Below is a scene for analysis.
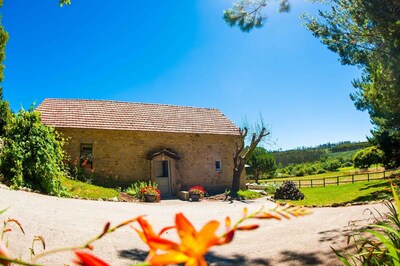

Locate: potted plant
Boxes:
[139,186,161,202]
[188,185,206,201]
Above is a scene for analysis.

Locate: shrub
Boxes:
[66,158,94,183]
[264,184,278,195]
[353,146,384,169]
[0,109,67,196]
[274,181,304,200]
[322,159,342,172]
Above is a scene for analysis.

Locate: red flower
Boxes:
[74,251,110,266]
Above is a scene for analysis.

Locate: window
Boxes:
[162,160,169,177]
[80,143,93,169]
[215,160,222,172]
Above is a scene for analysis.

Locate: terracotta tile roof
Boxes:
[36,98,239,135]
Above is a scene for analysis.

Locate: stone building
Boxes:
[37,98,244,196]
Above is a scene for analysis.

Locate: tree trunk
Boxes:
[229,127,269,199]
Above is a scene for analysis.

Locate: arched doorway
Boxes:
[147,149,180,197]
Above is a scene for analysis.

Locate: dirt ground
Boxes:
[0,187,388,265]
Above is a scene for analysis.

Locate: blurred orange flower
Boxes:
[74,251,110,266]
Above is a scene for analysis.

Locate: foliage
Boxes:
[264,184,278,195]
[0,0,10,137]
[126,180,158,198]
[353,146,384,169]
[247,147,277,182]
[371,128,400,168]
[61,177,119,199]
[0,204,310,265]
[322,159,342,172]
[188,185,206,197]
[139,185,161,201]
[66,158,94,183]
[334,183,400,265]
[278,158,345,177]
[303,0,400,167]
[274,181,304,200]
[223,0,291,32]
[0,109,67,196]
[237,189,262,199]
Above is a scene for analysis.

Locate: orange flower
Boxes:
[74,251,110,266]
[134,216,174,259]
[147,213,223,266]
[0,241,10,266]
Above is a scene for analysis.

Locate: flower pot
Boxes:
[144,194,157,202]
[190,193,201,202]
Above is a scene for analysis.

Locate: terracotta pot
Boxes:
[144,194,157,202]
[190,193,201,202]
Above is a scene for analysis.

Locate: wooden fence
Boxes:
[248,170,398,189]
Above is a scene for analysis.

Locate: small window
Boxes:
[215,160,222,172]
[162,160,169,177]
[80,143,93,169]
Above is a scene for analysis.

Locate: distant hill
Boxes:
[271,141,370,167]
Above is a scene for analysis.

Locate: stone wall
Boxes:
[58,128,245,194]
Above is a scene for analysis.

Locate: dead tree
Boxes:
[230,127,270,198]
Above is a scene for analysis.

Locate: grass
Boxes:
[283,179,393,206]
[237,189,263,199]
[61,177,119,199]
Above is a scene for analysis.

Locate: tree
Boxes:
[231,124,270,198]
[302,0,400,167]
[0,0,10,136]
[247,147,276,183]
[0,108,67,196]
[223,0,291,32]
[353,146,384,169]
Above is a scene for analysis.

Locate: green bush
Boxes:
[353,146,384,169]
[126,180,158,198]
[322,159,342,172]
[0,109,67,196]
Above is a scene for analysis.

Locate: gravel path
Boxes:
[0,188,387,266]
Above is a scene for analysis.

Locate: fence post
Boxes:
[368,173,370,182]
[274,181,276,186]
[352,175,354,184]
[311,179,313,188]
[298,180,301,188]
[337,176,339,185]
[323,178,326,187]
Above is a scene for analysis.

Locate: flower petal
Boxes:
[149,251,189,265]
[74,251,110,266]
[175,213,196,238]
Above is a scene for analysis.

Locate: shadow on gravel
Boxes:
[206,251,271,265]
[118,249,271,265]
[118,248,148,262]
[279,251,324,265]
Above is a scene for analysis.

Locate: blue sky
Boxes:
[2,0,371,150]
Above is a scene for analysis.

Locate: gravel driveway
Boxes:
[0,188,387,266]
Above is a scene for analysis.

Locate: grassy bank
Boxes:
[61,177,119,199]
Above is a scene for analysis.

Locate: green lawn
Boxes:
[283,180,393,206]
[237,189,262,199]
[61,177,119,199]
